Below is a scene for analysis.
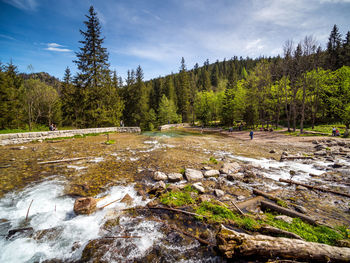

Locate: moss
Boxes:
[195,201,259,231]
[209,156,218,164]
[262,212,349,245]
[105,140,115,145]
[160,185,197,207]
[276,199,288,208]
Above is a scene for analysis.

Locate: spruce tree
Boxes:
[177,57,190,122]
[61,67,76,126]
[327,24,342,70]
[73,6,122,127]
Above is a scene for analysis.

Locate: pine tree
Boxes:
[73,6,122,127]
[177,57,190,121]
[61,67,76,126]
[342,31,350,67]
[327,24,342,70]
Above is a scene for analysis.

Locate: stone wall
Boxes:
[159,123,189,131]
[0,127,141,146]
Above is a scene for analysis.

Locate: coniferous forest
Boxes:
[1,6,350,132]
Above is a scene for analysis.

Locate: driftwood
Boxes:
[260,200,317,225]
[217,226,350,262]
[38,157,89,164]
[231,201,244,215]
[253,189,284,204]
[280,156,313,161]
[147,206,207,219]
[258,225,303,239]
[25,199,33,222]
[279,178,350,198]
[98,198,122,209]
[104,236,141,239]
[234,189,281,210]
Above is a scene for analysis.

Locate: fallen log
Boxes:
[217,226,350,262]
[231,201,244,215]
[279,178,350,198]
[234,189,281,210]
[253,189,285,204]
[25,199,33,222]
[280,156,313,161]
[260,200,317,225]
[258,225,302,239]
[38,157,89,164]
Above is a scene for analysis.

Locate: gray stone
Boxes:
[168,173,183,182]
[192,182,205,193]
[204,169,220,177]
[214,189,225,197]
[294,205,308,214]
[269,149,276,153]
[153,171,168,181]
[296,185,308,191]
[275,215,293,224]
[314,150,327,156]
[184,168,203,182]
[220,162,240,175]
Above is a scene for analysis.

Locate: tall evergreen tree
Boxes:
[73,6,122,127]
[177,58,190,121]
[61,67,76,126]
[327,24,342,70]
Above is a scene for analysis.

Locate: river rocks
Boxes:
[204,169,220,178]
[32,226,64,241]
[120,193,133,206]
[227,173,244,181]
[6,227,34,240]
[198,195,212,202]
[192,182,205,193]
[269,149,276,153]
[214,189,225,197]
[314,150,327,156]
[74,197,97,215]
[220,162,240,175]
[153,171,168,181]
[275,215,293,224]
[168,173,183,182]
[296,185,308,191]
[294,205,308,214]
[184,168,203,182]
[148,181,166,195]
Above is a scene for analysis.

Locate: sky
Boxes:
[0,0,350,81]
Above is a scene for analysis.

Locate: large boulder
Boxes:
[120,193,133,206]
[204,169,220,178]
[73,197,97,215]
[168,173,183,182]
[220,162,240,175]
[184,169,203,182]
[153,171,168,181]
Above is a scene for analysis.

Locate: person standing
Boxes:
[249,130,254,140]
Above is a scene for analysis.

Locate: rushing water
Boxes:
[0,179,160,263]
[1,134,349,262]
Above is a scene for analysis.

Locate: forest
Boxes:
[1,6,350,132]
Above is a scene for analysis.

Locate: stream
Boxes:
[0,131,349,262]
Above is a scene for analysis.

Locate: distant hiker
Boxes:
[49,124,53,131]
[335,129,340,136]
[332,127,336,136]
[249,130,254,140]
[120,120,124,127]
[53,124,57,131]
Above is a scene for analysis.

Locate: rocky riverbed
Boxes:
[0,129,349,262]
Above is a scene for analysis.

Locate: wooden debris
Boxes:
[25,199,33,222]
[258,225,303,239]
[279,178,350,198]
[98,198,122,210]
[104,235,141,239]
[217,226,350,262]
[253,189,284,204]
[260,200,317,225]
[231,201,244,215]
[280,156,313,161]
[38,157,89,164]
[234,189,281,210]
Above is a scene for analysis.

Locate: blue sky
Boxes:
[0,0,349,81]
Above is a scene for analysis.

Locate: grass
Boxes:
[209,156,218,164]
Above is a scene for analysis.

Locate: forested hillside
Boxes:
[1,6,349,132]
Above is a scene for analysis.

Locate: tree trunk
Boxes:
[300,82,306,133]
[217,226,350,262]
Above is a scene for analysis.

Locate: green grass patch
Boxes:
[263,213,348,245]
[160,185,197,207]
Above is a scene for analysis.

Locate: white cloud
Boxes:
[3,0,38,11]
[0,34,15,40]
[45,43,71,52]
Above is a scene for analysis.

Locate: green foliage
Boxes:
[158,95,181,125]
